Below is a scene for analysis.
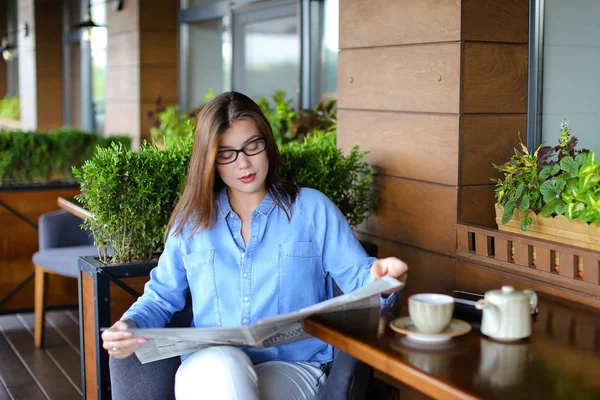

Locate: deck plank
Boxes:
[46,311,80,353]
[0,314,80,399]
[19,313,82,396]
[0,318,46,399]
[0,380,11,400]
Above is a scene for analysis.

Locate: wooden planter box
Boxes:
[0,184,81,312]
[495,204,600,252]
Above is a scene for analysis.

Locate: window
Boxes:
[528,0,600,152]
[179,0,338,112]
[62,0,107,133]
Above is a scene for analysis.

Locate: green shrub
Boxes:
[148,105,194,148]
[0,128,130,185]
[279,132,376,228]
[73,138,193,263]
[0,96,19,120]
[257,91,337,145]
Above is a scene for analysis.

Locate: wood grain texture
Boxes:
[139,0,177,31]
[140,32,178,66]
[463,0,529,43]
[455,260,600,309]
[109,276,149,324]
[340,0,461,48]
[463,43,528,114]
[140,66,178,103]
[338,110,459,185]
[459,185,496,228]
[461,115,527,186]
[1,314,80,399]
[338,43,461,113]
[81,273,97,400]
[362,176,458,257]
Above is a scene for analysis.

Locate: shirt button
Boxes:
[243,296,249,302]
[243,273,248,278]
[233,234,238,239]
[242,318,249,324]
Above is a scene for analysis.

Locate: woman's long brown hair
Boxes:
[165,91,298,240]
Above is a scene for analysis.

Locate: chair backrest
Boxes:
[38,209,94,250]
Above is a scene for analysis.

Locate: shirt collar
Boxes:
[217,187,276,219]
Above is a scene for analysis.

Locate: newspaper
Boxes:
[124,276,403,363]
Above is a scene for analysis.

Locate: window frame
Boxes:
[527,0,545,151]
[178,0,334,111]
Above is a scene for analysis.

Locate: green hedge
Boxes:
[0,128,131,185]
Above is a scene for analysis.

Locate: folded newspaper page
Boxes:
[124,276,403,363]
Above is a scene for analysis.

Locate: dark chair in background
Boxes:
[32,209,97,348]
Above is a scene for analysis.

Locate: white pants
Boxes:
[175,346,327,400]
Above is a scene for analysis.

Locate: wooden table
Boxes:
[304,295,600,400]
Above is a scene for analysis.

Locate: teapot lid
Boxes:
[486,286,529,301]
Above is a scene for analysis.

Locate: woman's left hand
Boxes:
[370,257,408,282]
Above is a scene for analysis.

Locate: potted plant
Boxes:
[494,119,600,251]
[0,128,130,312]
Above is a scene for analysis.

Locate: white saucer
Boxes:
[389,317,472,343]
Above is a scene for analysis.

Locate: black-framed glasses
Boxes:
[216,137,267,165]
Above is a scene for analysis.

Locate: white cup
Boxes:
[409,293,455,334]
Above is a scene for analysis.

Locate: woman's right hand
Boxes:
[101,319,148,359]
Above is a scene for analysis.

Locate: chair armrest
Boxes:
[38,209,94,250]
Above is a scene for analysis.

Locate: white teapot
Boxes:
[475,286,537,341]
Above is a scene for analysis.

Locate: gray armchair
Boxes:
[32,209,97,348]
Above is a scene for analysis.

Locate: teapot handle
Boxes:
[524,290,538,315]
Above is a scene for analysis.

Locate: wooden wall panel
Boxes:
[340,0,461,49]
[338,110,459,186]
[140,67,178,103]
[34,0,63,129]
[338,43,461,113]
[456,261,600,309]
[140,32,178,66]
[463,0,529,43]
[461,115,526,185]
[463,43,528,114]
[357,233,456,312]
[139,0,178,31]
[459,185,496,228]
[365,177,458,257]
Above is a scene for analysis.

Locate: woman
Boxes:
[102,91,408,399]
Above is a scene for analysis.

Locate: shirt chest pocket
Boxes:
[182,249,221,326]
[278,242,325,312]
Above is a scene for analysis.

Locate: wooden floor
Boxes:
[0,310,81,400]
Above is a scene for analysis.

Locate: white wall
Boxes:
[541,0,600,152]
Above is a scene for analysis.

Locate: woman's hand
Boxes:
[370,257,408,282]
[101,319,148,360]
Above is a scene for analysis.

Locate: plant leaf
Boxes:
[502,201,516,224]
[521,215,533,231]
[560,156,579,178]
[518,193,530,212]
[555,201,567,215]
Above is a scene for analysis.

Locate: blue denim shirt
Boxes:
[123,188,398,364]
